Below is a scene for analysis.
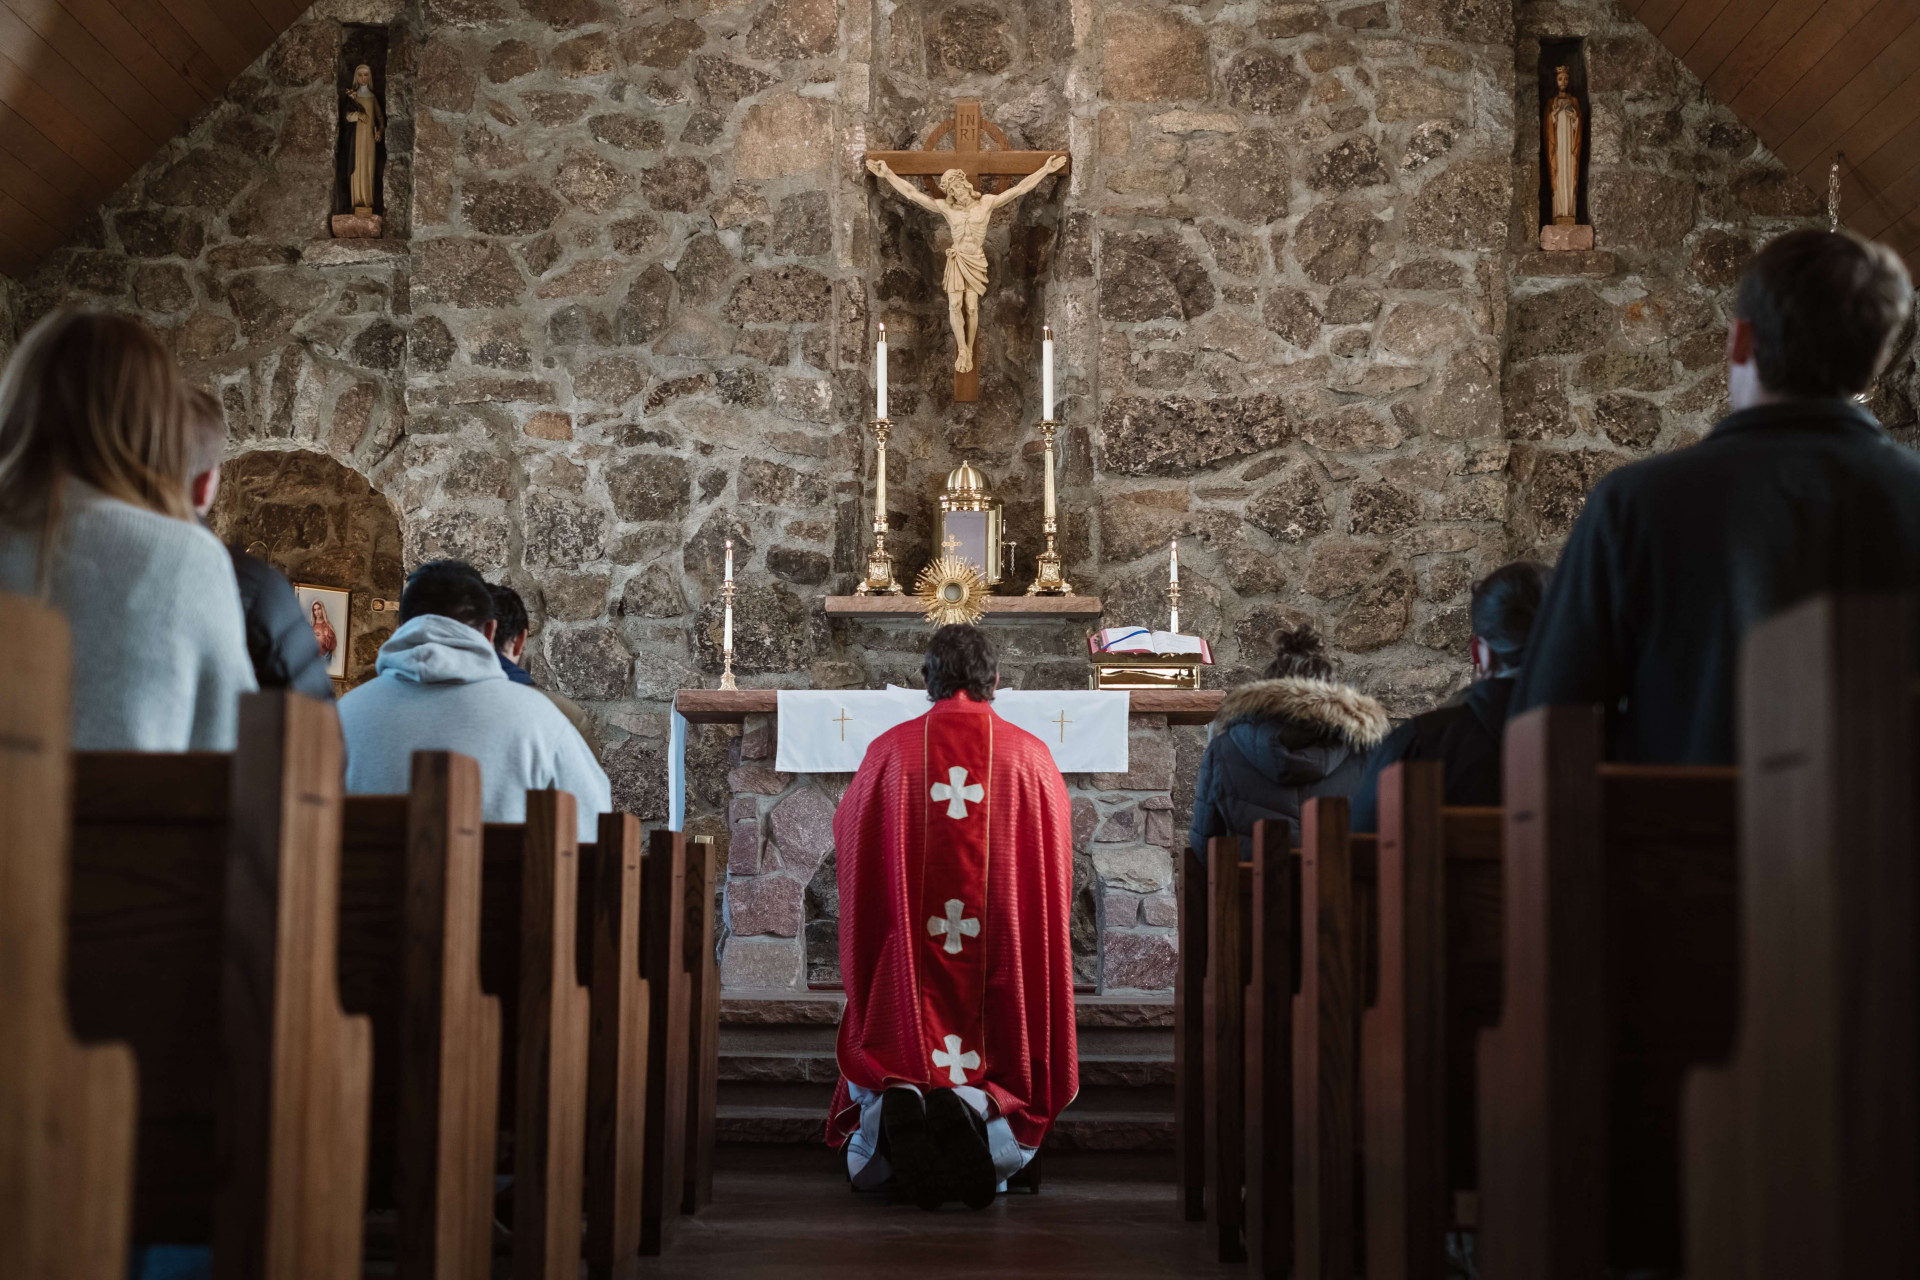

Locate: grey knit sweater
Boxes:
[0,479,257,750]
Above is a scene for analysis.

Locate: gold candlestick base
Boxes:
[719,579,738,689]
[856,418,904,595]
[1166,579,1181,636]
[1025,420,1072,595]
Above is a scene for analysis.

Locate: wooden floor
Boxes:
[643,1145,1237,1278]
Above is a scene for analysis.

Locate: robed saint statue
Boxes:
[1545,64,1583,225]
[343,64,385,216]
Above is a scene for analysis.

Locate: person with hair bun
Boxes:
[1188,622,1390,860]
[0,309,255,750]
[1349,561,1551,833]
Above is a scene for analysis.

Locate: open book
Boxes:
[1089,627,1213,662]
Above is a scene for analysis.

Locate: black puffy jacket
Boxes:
[1187,677,1389,860]
[229,548,335,702]
[1348,676,1515,833]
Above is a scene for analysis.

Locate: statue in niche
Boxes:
[333,63,386,238]
[865,155,1067,374]
[1544,64,1582,226]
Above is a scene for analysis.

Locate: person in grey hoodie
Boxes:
[339,559,611,842]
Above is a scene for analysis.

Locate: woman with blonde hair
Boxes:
[0,310,254,749]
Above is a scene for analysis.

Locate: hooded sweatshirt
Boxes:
[339,614,612,842]
[1187,676,1390,860]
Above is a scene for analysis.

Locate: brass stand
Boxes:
[855,419,903,596]
[718,577,738,690]
[1167,578,1181,636]
[1025,419,1073,595]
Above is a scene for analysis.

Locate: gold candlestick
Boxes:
[718,576,738,689]
[1167,578,1180,636]
[1025,419,1072,595]
[855,418,903,595]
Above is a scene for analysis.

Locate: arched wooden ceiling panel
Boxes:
[1626,0,1920,271]
[0,0,308,277]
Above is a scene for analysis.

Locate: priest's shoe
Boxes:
[881,1087,946,1210]
[927,1089,997,1210]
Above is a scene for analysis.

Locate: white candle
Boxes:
[722,539,733,652]
[724,538,733,584]
[1042,324,1055,420]
[1169,537,1179,584]
[876,322,888,421]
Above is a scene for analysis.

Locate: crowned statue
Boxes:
[865,155,1067,374]
[1544,65,1583,226]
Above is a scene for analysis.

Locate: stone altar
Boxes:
[676,689,1221,997]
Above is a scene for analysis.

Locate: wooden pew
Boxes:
[1292,799,1364,1280]
[1360,763,1502,1280]
[336,753,500,1280]
[637,828,690,1255]
[65,691,373,1277]
[682,834,720,1216]
[1243,819,1293,1280]
[1476,706,1739,1280]
[1684,593,1919,1277]
[582,812,649,1280]
[480,795,591,1280]
[1174,846,1208,1222]
[0,596,137,1280]
[1202,835,1251,1262]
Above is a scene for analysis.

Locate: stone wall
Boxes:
[11,0,1915,993]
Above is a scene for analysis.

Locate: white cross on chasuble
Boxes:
[915,701,993,1094]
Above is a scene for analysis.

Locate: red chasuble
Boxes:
[827,692,1078,1151]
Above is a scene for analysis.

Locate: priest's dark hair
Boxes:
[400,559,495,631]
[1470,561,1551,673]
[488,582,530,653]
[1265,623,1333,681]
[923,623,997,702]
[1736,228,1912,397]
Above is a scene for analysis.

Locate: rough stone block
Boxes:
[740,714,773,760]
[1103,931,1178,992]
[720,935,802,991]
[1095,805,1140,842]
[1145,809,1174,848]
[727,872,804,938]
[1091,732,1175,792]
[729,821,761,875]
[729,764,792,796]
[1092,843,1172,893]
[1103,891,1141,928]
[768,785,835,877]
[1539,223,1596,252]
[1141,894,1179,928]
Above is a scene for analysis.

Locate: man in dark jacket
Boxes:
[1514,229,1920,764]
[1188,625,1389,859]
[1350,561,1549,832]
[185,390,333,701]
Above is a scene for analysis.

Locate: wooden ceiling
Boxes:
[0,0,308,277]
[1625,0,1920,269]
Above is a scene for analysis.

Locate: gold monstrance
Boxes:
[934,461,1005,587]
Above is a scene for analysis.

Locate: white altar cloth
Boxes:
[774,688,1131,774]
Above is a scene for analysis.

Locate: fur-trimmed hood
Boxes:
[1214,677,1391,750]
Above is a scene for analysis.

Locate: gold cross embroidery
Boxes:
[942,533,962,554]
[1052,709,1072,742]
[832,708,852,741]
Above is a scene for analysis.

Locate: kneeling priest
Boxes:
[827,625,1078,1208]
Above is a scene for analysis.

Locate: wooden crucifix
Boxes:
[864,99,1069,402]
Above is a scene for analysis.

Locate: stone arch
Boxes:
[207,447,405,689]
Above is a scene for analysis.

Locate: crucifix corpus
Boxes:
[864,99,1069,402]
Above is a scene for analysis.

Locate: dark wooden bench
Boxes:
[1175,845,1208,1224]
[480,796,592,1280]
[65,691,373,1277]
[337,753,500,1279]
[638,827,690,1255]
[583,812,648,1280]
[682,835,720,1216]
[1477,706,1739,1279]
[1202,835,1251,1263]
[1684,593,1919,1277]
[0,595,138,1280]
[1361,764,1502,1280]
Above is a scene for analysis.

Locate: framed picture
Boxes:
[293,584,352,681]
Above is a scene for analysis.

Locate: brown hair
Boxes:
[1265,622,1333,681]
[1735,229,1913,398]
[0,310,195,531]
[183,386,227,480]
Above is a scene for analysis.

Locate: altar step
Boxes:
[716,991,1175,1152]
